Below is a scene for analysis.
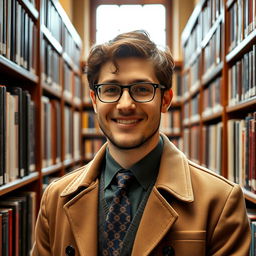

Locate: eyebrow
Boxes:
[99,79,153,84]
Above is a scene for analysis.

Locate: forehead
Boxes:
[98,58,158,83]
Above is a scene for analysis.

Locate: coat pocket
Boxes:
[152,230,206,256]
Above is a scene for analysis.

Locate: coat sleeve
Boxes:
[209,184,251,256]
[31,184,52,256]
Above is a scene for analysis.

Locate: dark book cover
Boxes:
[11,0,17,63]
[6,0,12,59]
[0,208,9,256]
[22,90,31,175]
[0,208,13,256]
[0,200,20,256]
[29,101,36,172]
[6,196,27,256]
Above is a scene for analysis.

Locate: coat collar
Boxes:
[60,133,194,202]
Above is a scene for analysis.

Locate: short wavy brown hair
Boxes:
[86,30,174,90]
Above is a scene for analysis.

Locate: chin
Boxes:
[110,136,145,150]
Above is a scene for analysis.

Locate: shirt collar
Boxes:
[104,137,163,190]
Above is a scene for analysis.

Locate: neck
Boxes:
[108,133,160,169]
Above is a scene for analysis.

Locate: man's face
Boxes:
[90,57,172,151]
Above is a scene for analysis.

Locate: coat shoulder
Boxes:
[188,160,238,192]
[43,164,89,198]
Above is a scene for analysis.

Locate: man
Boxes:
[32,31,251,256]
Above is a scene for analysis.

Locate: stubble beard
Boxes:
[98,116,161,150]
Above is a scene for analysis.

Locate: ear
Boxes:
[161,89,173,113]
[90,89,98,114]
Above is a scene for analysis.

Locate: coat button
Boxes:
[162,245,175,256]
[65,245,75,256]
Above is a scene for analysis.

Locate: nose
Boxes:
[116,89,136,111]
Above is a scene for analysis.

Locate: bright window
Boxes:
[96,4,166,47]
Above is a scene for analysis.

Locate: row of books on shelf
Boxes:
[84,138,106,160]
[42,96,81,169]
[82,111,100,135]
[172,68,182,102]
[42,38,61,92]
[202,122,222,174]
[42,38,83,102]
[228,113,256,193]
[183,0,223,67]
[42,96,61,168]
[201,0,223,39]
[43,0,62,43]
[228,44,256,106]
[42,0,81,68]
[63,62,73,100]
[0,191,36,256]
[64,106,81,162]
[202,77,223,117]
[248,209,256,255]
[228,0,256,51]
[0,0,37,73]
[160,110,181,134]
[203,23,222,74]
[190,57,201,91]
[183,123,222,175]
[0,85,36,186]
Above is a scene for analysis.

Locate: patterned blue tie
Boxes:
[103,170,134,256]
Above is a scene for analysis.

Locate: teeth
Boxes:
[116,119,138,124]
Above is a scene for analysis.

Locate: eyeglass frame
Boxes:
[93,82,166,103]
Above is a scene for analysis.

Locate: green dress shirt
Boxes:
[104,137,163,218]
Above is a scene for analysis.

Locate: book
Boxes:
[0,208,10,256]
[0,85,6,185]
[7,87,24,178]
[0,200,20,256]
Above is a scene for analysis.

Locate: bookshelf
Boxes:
[0,0,83,254]
[181,0,256,252]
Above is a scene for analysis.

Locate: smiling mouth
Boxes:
[113,119,141,124]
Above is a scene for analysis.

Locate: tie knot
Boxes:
[116,170,133,189]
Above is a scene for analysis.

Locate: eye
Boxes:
[101,85,120,94]
[132,84,153,94]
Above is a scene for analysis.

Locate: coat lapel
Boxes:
[60,144,107,256]
[64,181,99,256]
[132,134,194,255]
[132,187,179,256]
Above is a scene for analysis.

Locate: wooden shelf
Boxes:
[42,163,63,176]
[226,29,256,63]
[82,132,104,138]
[19,0,39,20]
[0,172,39,196]
[226,0,236,10]
[164,132,182,137]
[83,102,93,109]
[42,82,62,98]
[243,188,256,204]
[53,0,82,48]
[41,25,63,54]
[202,62,223,86]
[63,159,74,168]
[201,12,224,48]
[0,55,38,84]
[226,97,256,113]
[202,109,223,123]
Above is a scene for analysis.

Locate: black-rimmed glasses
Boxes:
[94,82,166,103]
